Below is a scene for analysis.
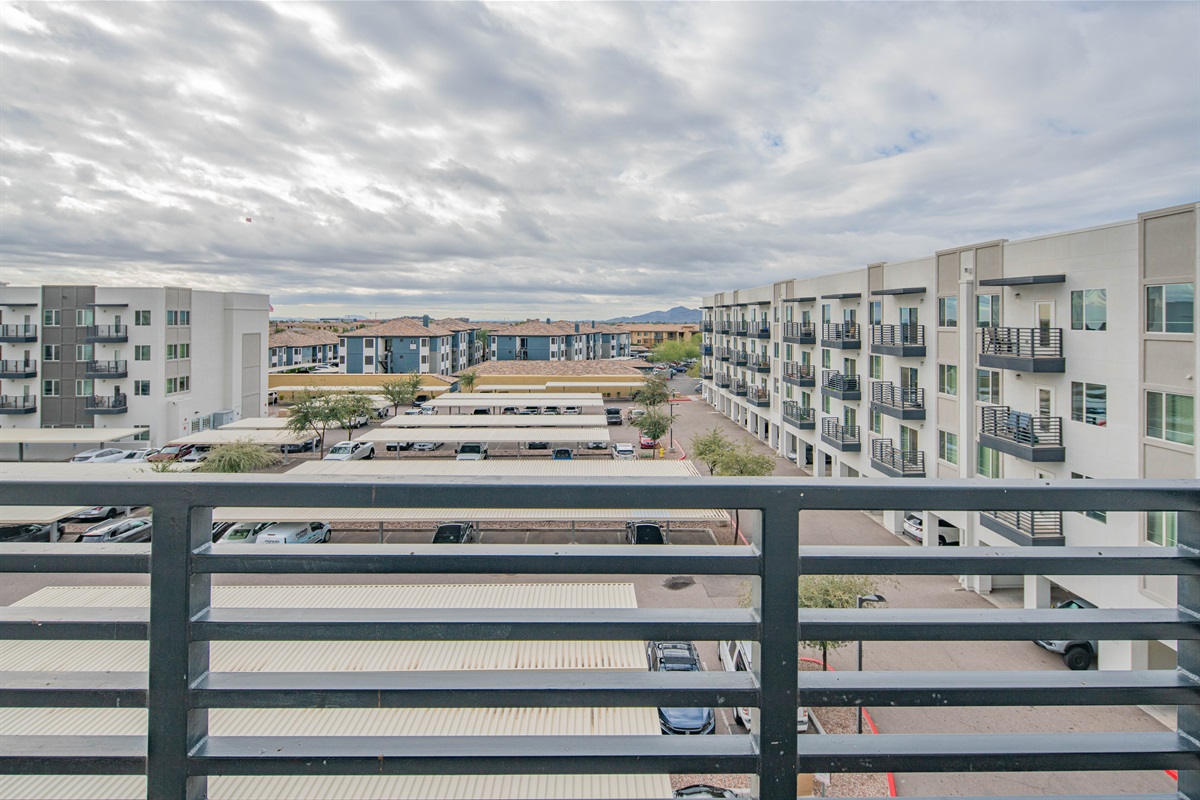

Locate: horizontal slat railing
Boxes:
[0,475,1198,800]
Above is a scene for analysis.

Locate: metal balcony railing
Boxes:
[85,393,128,413]
[0,359,37,378]
[717,347,731,362]
[714,373,731,388]
[701,320,714,332]
[734,321,750,336]
[872,381,925,410]
[822,370,861,393]
[732,378,748,396]
[85,359,128,378]
[783,361,815,385]
[717,321,731,334]
[701,344,713,356]
[754,322,771,339]
[0,323,37,341]
[700,366,714,379]
[0,475,1197,800]
[734,351,749,366]
[821,415,860,445]
[980,509,1064,540]
[821,322,861,345]
[870,438,926,477]
[871,324,925,347]
[0,393,36,413]
[981,327,1063,359]
[85,324,128,342]
[747,353,770,372]
[746,384,770,406]
[782,322,816,343]
[781,400,815,428]
[980,405,1065,462]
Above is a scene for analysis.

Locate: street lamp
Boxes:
[856,593,886,734]
[668,399,675,452]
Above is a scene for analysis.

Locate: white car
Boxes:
[179,447,210,463]
[119,448,159,462]
[403,408,422,416]
[611,442,636,460]
[324,440,375,461]
[71,448,129,463]
[564,406,582,415]
[413,442,443,452]
[256,521,332,545]
[341,413,370,429]
[217,522,276,544]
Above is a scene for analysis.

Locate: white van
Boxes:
[718,640,809,732]
[455,442,489,461]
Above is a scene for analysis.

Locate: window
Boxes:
[1070,289,1107,331]
[178,310,190,325]
[871,408,882,435]
[166,310,178,325]
[1071,382,1107,426]
[75,379,92,396]
[75,309,94,327]
[1147,511,1178,547]
[134,380,150,396]
[977,444,1001,479]
[869,355,882,380]
[899,366,918,388]
[166,377,178,394]
[135,345,151,361]
[178,375,190,391]
[42,380,60,397]
[773,343,779,358]
[822,349,831,369]
[292,348,301,357]
[844,406,857,429]
[1146,283,1194,333]
[976,294,1000,328]
[1146,391,1194,445]
[76,345,93,361]
[365,356,375,366]
[43,309,60,326]
[976,368,1000,404]
[821,304,831,323]
[938,430,958,465]
[899,425,918,453]
[868,301,882,326]
[178,342,190,358]
[822,394,831,413]
[43,344,60,362]
[938,364,958,396]
[1070,473,1107,523]
[166,344,178,360]
[135,310,151,326]
[133,425,150,441]
[938,296,958,328]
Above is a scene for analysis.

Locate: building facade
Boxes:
[699,203,1199,671]
[0,285,269,446]
[621,322,700,350]
[268,328,340,370]
[489,320,632,362]
[340,317,483,377]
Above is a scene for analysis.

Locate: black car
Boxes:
[526,441,549,450]
[432,521,478,544]
[647,641,716,735]
[674,785,739,799]
[625,520,666,544]
[605,408,623,425]
[0,523,54,543]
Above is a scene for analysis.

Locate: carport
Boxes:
[0,505,93,542]
[381,415,608,428]
[424,392,605,414]
[359,426,611,457]
[0,427,143,462]
[168,429,320,464]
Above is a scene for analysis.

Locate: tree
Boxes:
[691,427,732,476]
[331,393,375,439]
[635,375,670,408]
[633,408,672,450]
[713,442,775,544]
[648,335,701,364]
[285,390,361,457]
[476,328,490,351]
[458,369,480,393]
[196,441,283,473]
[379,373,425,416]
[797,574,888,670]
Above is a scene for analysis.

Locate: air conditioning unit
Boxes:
[211,409,235,428]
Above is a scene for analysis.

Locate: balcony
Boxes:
[753,322,771,339]
[746,384,770,407]
[714,373,731,388]
[820,322,861,349]
[781,400,815,429]
[85,324,128,343]
[870,438,926,478]
[701,344,713,356]
[821,370,861,401]
[980,405,1065,462]
[0,359,37,379]
[0,323,37,342]
[747,353,771,374]
[85,393,129,414]
[732,378,748,397]
[85,359,128,379]
[979,510,1065,547]
[782,361,815,388]
[979,327,1065,372]
[820,416,860,451]
[870,324,926,357]
[700,365,714,379]
[701,320,714,333]
[782,322,816,345]
[0,394,36,414]
[0,474,1196,798]
[716,321,731,334]
[717,347,731,362]
[733,351,749,367]
[871,381,925,420]
[734,321,750,337]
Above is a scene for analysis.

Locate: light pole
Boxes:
[668,399,675,452]
[856,593,886,734]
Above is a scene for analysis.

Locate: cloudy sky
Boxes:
[2,2,1197,320]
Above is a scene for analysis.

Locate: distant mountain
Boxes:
[605,306,701,324]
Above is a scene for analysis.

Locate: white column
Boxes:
[1024,574,1052,609]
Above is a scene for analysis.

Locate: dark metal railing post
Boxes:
[1179,509,1200,799]
[753,495,801,799]
[147,501,212,800]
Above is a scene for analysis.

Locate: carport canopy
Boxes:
[288,458,700,477]
[0,505,92,524]
[360,427,610,444]
[382,415,608,428]
[211,506,725,523]
[0,427,144,462]
[425,393,605,409]
[169,429,316,446]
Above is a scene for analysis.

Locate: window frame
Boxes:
[1070,289,1107,331]
[1070,381,1107,426]
[134,310,151,326]
[938,430,958,465]
[976,368,1000,405]
[938,364,958,397]
[43,309,61,327]
[1146,390,1195,445]
[938,296,958,328]
[1146,283,1195,334]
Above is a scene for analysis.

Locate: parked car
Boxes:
[455,442,488,461]
[179,446,211,464]
[70,448,130,463]
[526,441,549,450]
[413,442,443,452]
[519,406,539,415]
[902,514,960,545]
[639,434,658,449]
[1035,598,1098,670]
[217,521,276,545]
[605,408,623,426]
[431,521,478,544]
[552,447,573,460]
[586,441,608,450]
[417,405,437,415]
[80,516,153,544]
[501,406,519,415]
[403,408,422,416]
[70,506,128,521]
[147,444,194,462]
[472,408,491,415]
[646,641,715,735]
[256,521,332,545]
[563,406,582,415]
[342,413,370,429]
[719,639,809,731]
[267,390,279,405]
[119,448,159,462]
[374,406,390,419]
[611,442,636,460]
[541,405,562,415]
[625,520,666,544]
[281,436,321,454]
[324,440,375,461]
[0,523,54,543]
[674,785,739,799]
[628,408,646,422]
[386,441,414,452]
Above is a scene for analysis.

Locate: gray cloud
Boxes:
[1,1,1196,320]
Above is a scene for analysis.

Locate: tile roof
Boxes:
[346,317,454,338]
[268,328,341,347]
[434,318,480,332]
[464,360,654,377]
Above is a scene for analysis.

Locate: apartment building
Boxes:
[621,322,700,349]
[700,203,1198,671]
[268,328,339,370]
[489,320,632,361]
[0,285,269,446]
